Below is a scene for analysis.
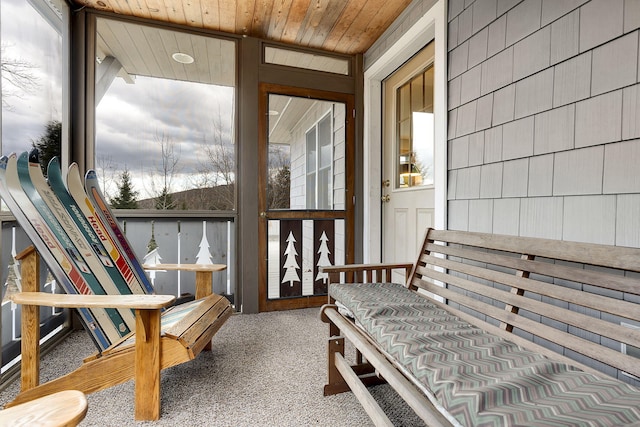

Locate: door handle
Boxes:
[381,195,390,203]
[259,212,268,218]
[382,179,390,187]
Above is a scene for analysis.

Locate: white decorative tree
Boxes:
[281,231,300,287]
[43,272,59,315]
[196,221,213,265]
[315,231,331,283]
[143,248,164,286]
[143,221,165,286]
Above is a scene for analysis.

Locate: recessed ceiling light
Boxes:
[171,52,194,64]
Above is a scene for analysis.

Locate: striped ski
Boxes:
[16,151,132,340]
[84,169,155,294]
[47,157,148,296]
[0,154,111,350]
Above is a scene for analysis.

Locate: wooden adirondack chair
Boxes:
[0,151,232,421]
[0,390,88,427]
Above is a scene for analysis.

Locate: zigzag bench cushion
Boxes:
[330,282,640,427]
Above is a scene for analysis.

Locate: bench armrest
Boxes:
[320,263,413,284]
[10,292,175,310]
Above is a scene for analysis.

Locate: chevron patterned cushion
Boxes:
[330,282,640,427]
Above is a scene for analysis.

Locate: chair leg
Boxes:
[18,247,40,392]
[135,308,162,421]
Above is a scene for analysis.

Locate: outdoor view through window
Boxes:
[0,0,63,177]
[95,18,237,211]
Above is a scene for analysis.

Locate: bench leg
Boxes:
[324,337,385,396]
[324,337,348,395]
[135,308,162,421]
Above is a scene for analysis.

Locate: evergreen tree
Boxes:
[155,186,176,210]
[31,120,61,174]
[110,169,138,209]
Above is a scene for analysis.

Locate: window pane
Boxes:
[395,64,434,189]
[424,66,434,112]
[318,168,331,209]
[318,114,332,169]
[94,18,236,211]
[410,74,423,113]
[398,85,410,122]
[0,0,69,373]
[306,173,316,209]
[306,131,317,171]
[269,94,343,211]
[1,0,64,160]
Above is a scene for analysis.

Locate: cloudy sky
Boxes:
[1,0,63,154]
[95,74,235,199]
[2,0,236,201]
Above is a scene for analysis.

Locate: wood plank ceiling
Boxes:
[74,0,413,55]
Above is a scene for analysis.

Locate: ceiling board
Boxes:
[96,18,236,86]
[75,0,412,55]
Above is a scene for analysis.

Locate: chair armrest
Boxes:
[0,390,88,426]
[10,292,175,310]
[142,263,226,272]
[320,263,413,284]
[142,264,227,299]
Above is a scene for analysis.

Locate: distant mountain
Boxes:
[137,184,235,210]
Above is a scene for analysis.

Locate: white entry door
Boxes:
[382,43,435,281]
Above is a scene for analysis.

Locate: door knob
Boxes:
[381,195,390,203]
[259,212,268,218]
[382,179,390,187]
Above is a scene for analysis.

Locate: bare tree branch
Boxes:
[150,130,182,209]
[1,44,40,109]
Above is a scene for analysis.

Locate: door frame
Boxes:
[381,44,436,266]
[257,83,355,312]
[362,0,448,264]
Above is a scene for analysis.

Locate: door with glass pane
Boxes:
[258,84,354,311]
[382,43,435,282]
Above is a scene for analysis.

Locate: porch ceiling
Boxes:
[74,0,412,55]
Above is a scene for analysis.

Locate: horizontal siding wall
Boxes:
[447,0,640,247]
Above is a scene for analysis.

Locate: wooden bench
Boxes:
[320,228,640,426]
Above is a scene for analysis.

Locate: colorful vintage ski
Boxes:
[84,169,155,294]
[0,154,111,350]
[47,157,148,296]
[16,151,131,340]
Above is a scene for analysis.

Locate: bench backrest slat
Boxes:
[428,229,640,273]
[403,228,640,382]
[415,263,640,349]
[423,242,640,296]
[418,253,640,322]
[413,275,640,378]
